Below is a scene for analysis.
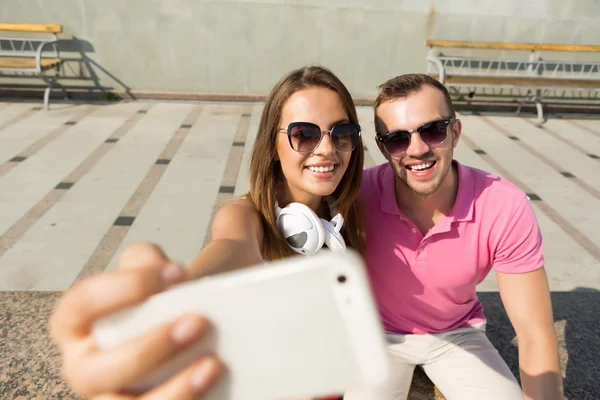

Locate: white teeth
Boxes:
[408,162,434,171]
[308,165,335,173]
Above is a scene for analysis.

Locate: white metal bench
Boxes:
[426,40,600,124]
[0,22,64,110]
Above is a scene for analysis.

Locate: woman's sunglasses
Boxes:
[376,117,455,157]
[278,122,361,153]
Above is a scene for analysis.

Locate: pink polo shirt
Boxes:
[361,161,544,334]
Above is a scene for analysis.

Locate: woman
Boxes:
[49,65,365,400]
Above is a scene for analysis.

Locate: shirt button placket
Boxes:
[414,244,426,268]
[412,224,425,264]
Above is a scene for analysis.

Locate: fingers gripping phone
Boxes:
[92,250,391,400]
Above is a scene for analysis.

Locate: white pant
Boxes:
[345,323,523,400]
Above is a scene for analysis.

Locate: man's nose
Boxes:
[405,132,430,157]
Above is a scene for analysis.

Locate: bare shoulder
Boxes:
[211,197,264,241]
[219,197,260,218]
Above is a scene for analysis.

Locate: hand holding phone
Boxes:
[92,250,391,400]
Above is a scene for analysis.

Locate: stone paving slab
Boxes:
[0,100,598,399]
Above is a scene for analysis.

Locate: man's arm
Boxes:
[496,267,564,400]
[491,193,564,400]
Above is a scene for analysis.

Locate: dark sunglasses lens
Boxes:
[289,124,321,152]
[420,120,449,146]
[384,133,410,156]
[331,123,359,151]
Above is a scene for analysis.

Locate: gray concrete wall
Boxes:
[2,0,600,97]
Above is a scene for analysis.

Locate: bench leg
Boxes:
[516,98,530,116]
[59,83,70,100]
[43,85,51,111]
[516,102,524,115]
[516,92,546,125]
[41,69,65,110]
[535,100,546,126]
[43,80,66,110]
[516,90,533,116]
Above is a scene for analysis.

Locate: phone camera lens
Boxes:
[337,275,347,284]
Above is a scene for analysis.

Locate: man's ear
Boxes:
[452,118,462,148]
[374,113,388,155]
[374,136,392,162]
[374,112,386,135]
[375,137,385,155]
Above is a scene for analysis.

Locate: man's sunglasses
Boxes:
[376,117,455,157]
[278,122,361,153]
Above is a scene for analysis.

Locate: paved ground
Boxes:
[0,100,599,399]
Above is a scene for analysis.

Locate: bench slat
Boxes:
[0,57,63,70]
[0,23,62,33]
[430,74,600,89]
[427,40,600,53]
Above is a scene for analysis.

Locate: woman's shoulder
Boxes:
[210,196,267,257]
[213,196,263,232]
[225,196,259,211]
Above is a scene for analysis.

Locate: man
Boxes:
[347,74,563,400]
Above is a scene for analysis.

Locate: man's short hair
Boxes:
[374,74,456,123]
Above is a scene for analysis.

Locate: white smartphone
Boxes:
[92,250,391,400]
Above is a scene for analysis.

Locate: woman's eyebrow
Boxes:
[327,118,350,129]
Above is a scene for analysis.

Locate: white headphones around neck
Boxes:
[275,197,346,256]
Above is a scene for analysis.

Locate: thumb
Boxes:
[117,242,187,285]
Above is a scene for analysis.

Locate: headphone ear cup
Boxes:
[276,203,325,255]
[320,218,347,252]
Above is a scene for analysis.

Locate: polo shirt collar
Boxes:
[380,164,404,217]
[379,160,475,224]
[450,160,475,223]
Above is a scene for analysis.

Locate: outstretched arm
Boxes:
[187,199,265,279]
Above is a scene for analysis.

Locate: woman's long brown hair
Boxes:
[245,65,365,261]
